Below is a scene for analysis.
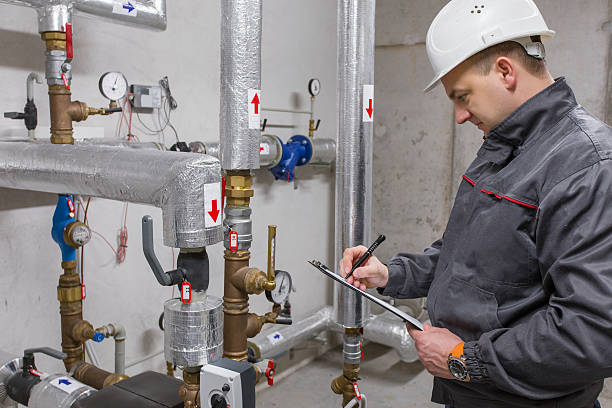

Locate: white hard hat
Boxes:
[424,0,555,92]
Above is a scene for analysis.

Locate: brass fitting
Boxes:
[245,311,279,338]
[72,361,128,389]
[58,260,84,371]
[231,267,275,295]
[331,363,361,407]
[41,32,66,51]
[309,119,315,138]
[179,366,201,408]
[166,361,175,377]
[71,320,96,343]
[225,170,254,207]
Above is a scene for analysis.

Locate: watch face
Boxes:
[448,358,468,381]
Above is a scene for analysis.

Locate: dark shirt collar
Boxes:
[477,78,578,164]
[487,77,578,147]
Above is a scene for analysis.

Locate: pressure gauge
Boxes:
[98,72,128,101]
[308,78,321,97]
[266,270,293,304]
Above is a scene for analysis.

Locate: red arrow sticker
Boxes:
[229,230,239,252]
[248,89,261,129]
[81,284,86,300]
[363,84,374,122]
[65,22,73,61]
[181,281,191,304]
[205,182,222,227]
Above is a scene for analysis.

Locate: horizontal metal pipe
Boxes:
[248,306,333,359]
[0,142,223,248]
[0,0,166,32]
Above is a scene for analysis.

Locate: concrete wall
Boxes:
[374,0,612,398]
[0,0,337,377]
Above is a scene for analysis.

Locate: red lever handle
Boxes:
[65,23,73,61]
[265,360,275,386]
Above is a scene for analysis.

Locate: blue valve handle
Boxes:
[269,135,313,182]
[51,194,77,262]
[91,332,105,343]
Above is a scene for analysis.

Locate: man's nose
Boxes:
[455,107,471,124]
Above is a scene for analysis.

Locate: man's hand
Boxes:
[407,323,463,380]
[339,246,389,290]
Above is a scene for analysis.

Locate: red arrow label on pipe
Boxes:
[251,93,260,115]
[208,200,220,223]
[366,99,373,118]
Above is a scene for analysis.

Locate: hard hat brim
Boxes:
[423,30,555,93]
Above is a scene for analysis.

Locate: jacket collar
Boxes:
[477,78,578,165]
[487,77,578,147]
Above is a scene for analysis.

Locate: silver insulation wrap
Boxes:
[310,138,336,165]
[164,294,223,367]
[361,311,418,363]
[0,0,166,32]
[334,0,376,328]
[248,307,333,359]
[0,142,223,248]
[193,135,282,169]
[220,0,262,170]
[0,351,20,408]
[28,374,94,408]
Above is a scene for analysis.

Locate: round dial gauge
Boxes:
[99,72,128,101]
[266,270,292,304]
[308,78,321,97]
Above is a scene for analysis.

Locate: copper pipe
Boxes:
[57,260,83,372]
[223,249,250,361]
[178,366,201,408]
[72,361,128,389]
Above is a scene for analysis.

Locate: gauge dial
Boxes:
[308,78,321,97]
[266,270,292,304]
[99,72,128,101]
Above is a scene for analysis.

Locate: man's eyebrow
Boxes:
[448,88,468,100]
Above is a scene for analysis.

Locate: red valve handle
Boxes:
[65,23,73,61]
[265,360,275,386]
[352,382,362,401]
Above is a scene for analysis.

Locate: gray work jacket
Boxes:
[381,79,611,408]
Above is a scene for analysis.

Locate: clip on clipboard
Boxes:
[308,260,424,331]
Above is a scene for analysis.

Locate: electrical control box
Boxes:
[131,84,162,109]
[201,359,256,408]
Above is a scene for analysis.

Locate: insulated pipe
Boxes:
[220,0,262,170]
[334,0,375,330]
[248,306,333,360]
[0,0,166,32]
[0,142,223,248]
[194,136,336,169]
[329,311,419,363]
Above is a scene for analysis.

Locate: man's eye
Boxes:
[458,95,467,102]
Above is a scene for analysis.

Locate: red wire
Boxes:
[116,202,128,264]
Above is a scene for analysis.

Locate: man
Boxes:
[341,0,612,407]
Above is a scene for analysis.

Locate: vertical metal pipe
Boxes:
[334,0,375,330]
[220,0,262,170]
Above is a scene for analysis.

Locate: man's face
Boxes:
[441,61,514,138]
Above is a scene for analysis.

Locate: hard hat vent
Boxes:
[470,5,485,14]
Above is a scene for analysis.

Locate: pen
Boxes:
[344,234,386,280]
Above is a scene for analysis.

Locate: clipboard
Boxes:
[308,260,424,331]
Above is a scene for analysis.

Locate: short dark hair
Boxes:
[467,41,549,79]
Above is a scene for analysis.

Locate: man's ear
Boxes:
[493,56,517,91]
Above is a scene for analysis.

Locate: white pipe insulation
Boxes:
[0,0,166,33]
[0,142,223,248]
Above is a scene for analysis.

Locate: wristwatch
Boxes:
[448,342,470,382]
